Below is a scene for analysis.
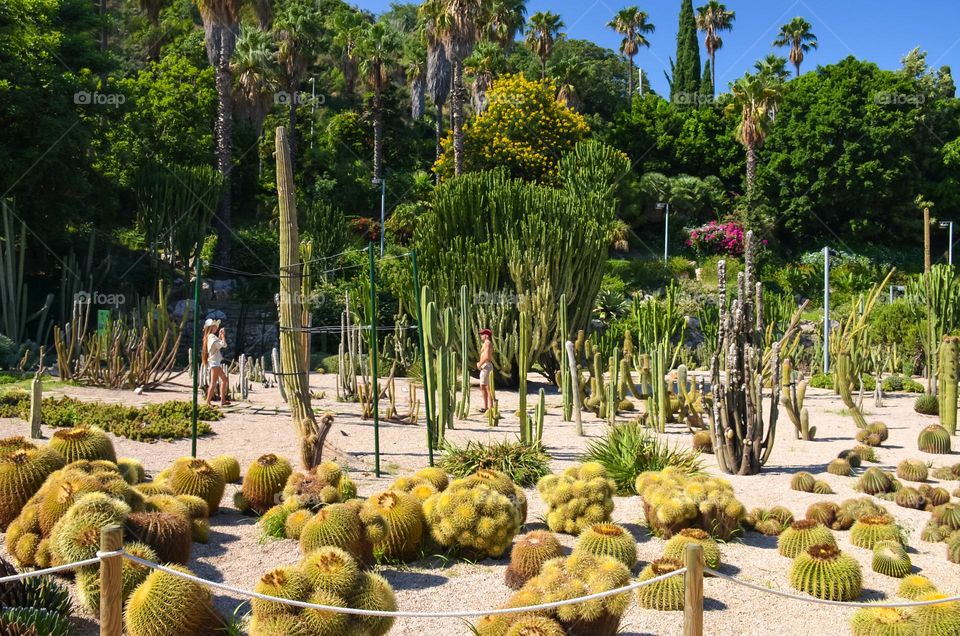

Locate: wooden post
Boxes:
[683,543,704,636]
[99,524,123,636]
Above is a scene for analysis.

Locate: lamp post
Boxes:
[372,178,386,256]
[656,202,670,261]
[940,220,954,266]
[823,247,832,374]
[309,78,316,149]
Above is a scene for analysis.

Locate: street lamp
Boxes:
[822,247,838,373]
[656,202,669,261]
[940,220,954,266]
[372,177,386,256]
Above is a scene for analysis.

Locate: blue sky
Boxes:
[355,0,960,95]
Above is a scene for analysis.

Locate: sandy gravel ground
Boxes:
[1,371,958,636]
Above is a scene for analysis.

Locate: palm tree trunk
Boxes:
[213,31,235,265]
[540,58,546,79]
[794,61,801,78]
[451,60,465,176]
[745,143,756,195]
[626,55,634,107]
[711,51,717,95]
[373,76,383,181]
[435,103,444,163]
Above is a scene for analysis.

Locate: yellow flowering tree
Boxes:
[434,73,590,183]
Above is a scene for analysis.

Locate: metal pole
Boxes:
[823,247,830,374]
[410,250,433,466]
[379,179,386,256]
[191,255,201,458]
[663,203,670,261]
[368,243,381,477]
[950,222,954,266]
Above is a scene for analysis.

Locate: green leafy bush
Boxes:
[882,375,925,393]
[809,373,878,392]
[584,421,703,495]
[439,440,551,487]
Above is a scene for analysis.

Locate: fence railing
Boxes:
[7,526,956,636]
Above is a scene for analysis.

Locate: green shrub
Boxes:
[439,440,551,487]
[583,421,703,495]
[605,258,671,293]
[318,354,339,375]
[914,394,939,415]
[882,375,924,393]
[809,373,877,392]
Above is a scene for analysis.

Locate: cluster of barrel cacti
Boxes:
[476,552,631,636]
[922,502,960,556]
[850,575,960,635]
[235,453,294,515]
[259,460,358,540]
[789,471,834,495]
[124,565,226,636]
[299,500,388,568]
[854,421,889,448]
[250,546,396,636]
[536,462,616,535]
[0,436,66,529]
[744,506,794,536]
[505,530,563,590]
[635,467,745,540]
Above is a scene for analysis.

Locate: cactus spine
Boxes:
[939,335,958,434]
[707,232,782,475]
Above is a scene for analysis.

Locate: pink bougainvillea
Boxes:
[687,221,747,257]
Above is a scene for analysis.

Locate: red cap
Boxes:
[479,328,492,337]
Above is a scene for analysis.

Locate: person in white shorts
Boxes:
[202,318,231,406]
[476,328,494,412]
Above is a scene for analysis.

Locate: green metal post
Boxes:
[410,250,433,466]
[191,254,201,458]
[368,244,381,477]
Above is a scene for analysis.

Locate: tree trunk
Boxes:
[626,55,634,107]
[451,61,465,176]
[794,61,801,78]
[745,143,756,195]
[213,32,235,266]
[711,52,717,95]
[373,78,383,181]
[435,102,444,163]
[288,91,299,169]
[276,126,331,469]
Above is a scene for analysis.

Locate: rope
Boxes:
[0,556,105,583]
[118,551,684,618]
[702,567,960,608]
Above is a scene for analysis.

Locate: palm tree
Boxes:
[403,35,427,120]
[232,26,277,138]
[725,72,781,194]
[607,7,654,106]
[485,0,526,47]
[440,0,487,176]
[357,20,403,181]
[274,1,324,163]
[695,1,734,94]
[418,0,452,164]
[464,41,504,112]
[329,8,367,102]
[773,17,818,77]
[194,0,242,263]
[525,11,564,78]
[754,54,789,84]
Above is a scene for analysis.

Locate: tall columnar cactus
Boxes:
[782,358,815,440]
[455,285,471,419]
[646,344,668,433]
[558,294,572,422]
[939,335,958,434]
[517,308,532,443]
[707,232,781,475]
[836,352,869,429]
[276,127,330,468]
[607,349,619,426]
[422,293,455,440]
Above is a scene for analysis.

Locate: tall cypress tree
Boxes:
[671,0,702,105]
[700,59,713,99]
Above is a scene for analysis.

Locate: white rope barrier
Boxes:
[0,555,106,583]
[702,567,960,608]
[119,551,685,618]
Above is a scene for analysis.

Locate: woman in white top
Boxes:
[202,318,231,406]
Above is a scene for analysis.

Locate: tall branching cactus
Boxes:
[517,307,532,443]
[781,358,815,440]
[939,335,958,434]
[707,232,781,475]
[422,288,455,441]
[0,201,53,349]
[558,293,572,421]
[646,344,669,433]
[455,285,471,419]
[276,126,330,469]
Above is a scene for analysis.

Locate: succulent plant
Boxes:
[852,445,879,463]
[0,440,65,530]
[76,541,157,613]
[537,464,616,535]
[894,487,927,510]
[898,574,938,600]
[790,471,816,493]
[284,509,313,540]
[812,480,834,495]
[949,532,960,564]
[299,587,349,635]
[284,463,355,511]
[505,530,563,590]
[347,571,397,636]
[872,540,911,578]
[849,606,916,636]
[573,523,637,568]
[826,458,853,477]
[919,484,951,508]
[857,468,895,495]
[301,546,360,597]
[251,566,311,618]
[918,424,952,454]
[911,593,960,635]
[414,467,449,492]
[143,494,191,520]
[745,506,794,536]
[914,394,940,415]
[635,469,744,541]
[365,490,424,562]
[124,511,193,565]
[460,469,527,521]
[920,520,952,543]
[165,458,225,514]
[789,543,862,601]
[49,492,130,564]
[867,422,889,442]
[636,558,686,611]
[249,614,313,635]
[124,565,224,636]
[504,615,565,636]
[135,482,175,497]
[896,459,929,482]
[850,514,902,549]
[778,519,836,558]
[0,606,73,636]
[240,454,293,515]
[855,429,883,447]
[663,527,721,569]
[691,430,713,454]
[932,503,960,531]
[117,458,146,485]
[838,449,863,468]
[48,427,116,464]
[209,455,241,483]
[299,502,381,567]
[423,480,522,558]
[805,502,840,528]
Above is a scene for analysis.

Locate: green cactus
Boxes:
[299,502,381,567]
[252,566,311,618]
[896,459,929,482]
[872,540,911,578]
[948,533,960,563]
[505,530,562,590]
[850,607,916,636]
[826,458,853,477]
[867,421,889,443]
[0,606,72,636]
[135,482,175,497]
[348,571,397,636]
[302,546,361,597]
[422,291,454,441]
[636,558,685,611]
[124,566,224,636]
[778,519,836,558]
[911,593,960,635]
[790,471,817,493]
[240,454,293,514]
[918,424,952,454]
[932,503,960,530]
[284,509,312,540]
[48,427,116,463]
[805,502,839,529]
[898,574,938,600]
[299,588,349,635]
[414,467,448,492]
[635,469,744,541]
[76,542,157,613]
[663,527,721,569]
[166,458,225,514]
[812,480,833,494]
[850,514,902,549]
[646,344,669,433]
[920,520,951,543]
[209,455,241,483]
[573,523,637,568]
[832,498,886,532]
[283,463,352,511]
[366,490,424,562]
[691,430,713,453]
[745,506,794,536]
[852,445,879,463]
[504,615,565,636]
[48,492,130,564]
[0,440,65,529]
[536,464,616,535]
[422,480,522,558]
[894,487,927,510]
[938,335,959,434]
[838,450,863,468]
[920,484,951,507]
[857,467,895,495]
[781,358,816,440]
[117,458,146,485]
[124,511,192,565]
[789,543,862,601]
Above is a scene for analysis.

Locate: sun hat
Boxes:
[204,318,221,328]
[479,328,492,336]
